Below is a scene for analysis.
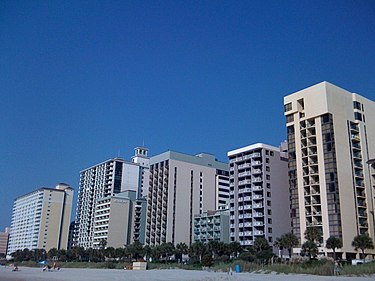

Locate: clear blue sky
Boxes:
[1,1,375,230]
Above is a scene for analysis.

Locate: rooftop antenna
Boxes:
[117,149,121,157]
[142,139,145,147]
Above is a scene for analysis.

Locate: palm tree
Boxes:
[253,237,273,264]
[227,241,242,259]
[326,236,342,260]
[279,232,299,258]
[175,242,188,263]
[304,227,322,244]
[254,237,270,252]
[352,234,374,262]
[189,242,207,263]
[302,240,318,259]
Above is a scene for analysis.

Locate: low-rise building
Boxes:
[193,207,230,243]
[0,227,10,257]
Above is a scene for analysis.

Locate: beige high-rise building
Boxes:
[145,151,229,246]
[284,82,375,259]
[7,183,73,256]
[93,190,147,249]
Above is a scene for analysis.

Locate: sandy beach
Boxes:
[0,266,374,281]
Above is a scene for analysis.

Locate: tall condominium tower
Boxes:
[284,82,375,259]
[75,147,149,249]
[228,143,289,247]
[146,151,229,246]
[74,147,149,249]
[7,184,73,255]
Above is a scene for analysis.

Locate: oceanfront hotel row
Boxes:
[3,82,375,261]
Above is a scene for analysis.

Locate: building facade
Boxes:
[284,82,375,259]
[228,143,289,247]
[92,190,147,249]
[146,151,229,246]
[75,148,149,249]
[193,208,230,243]
[7,184,73,255]
[0,228,10,257]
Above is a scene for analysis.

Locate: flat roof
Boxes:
[227,143,280,156]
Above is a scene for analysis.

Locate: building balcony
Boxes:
[252,177,262,183]
[252,169,262,175]
[252,185,262,191]
[238,171,252,177]
[239,187,251,194]
[238,163,251,170]
[253,212,264,218]
[239,179,252,185]
[244,204,252,210]
[241,240,253,246]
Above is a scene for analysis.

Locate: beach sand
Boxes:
[0,266,373,281]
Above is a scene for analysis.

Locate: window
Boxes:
[297,98,304,110]
[270,151,274,157]
[353,101,361,110]
[266,158,269,164]
[284,102,292,112]
[266,175,270,180]
[266,166,270,172]
[354,112,362,121]
[287,125,295,134]
[322,114,330,124]
[286,114,294,123]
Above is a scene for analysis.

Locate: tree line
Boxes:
[9,230,374,264]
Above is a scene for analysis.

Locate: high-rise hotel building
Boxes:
[75,147,149,249]
[284,82,375,259]
[228,143,289,247]
[7,183,73,255]
[146,151,229,246]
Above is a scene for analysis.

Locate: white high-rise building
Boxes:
[145,151,229,246]
[7,184,73,255]
[75,147,149,249]
[228,143,289,247]
[284,82,375,259]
